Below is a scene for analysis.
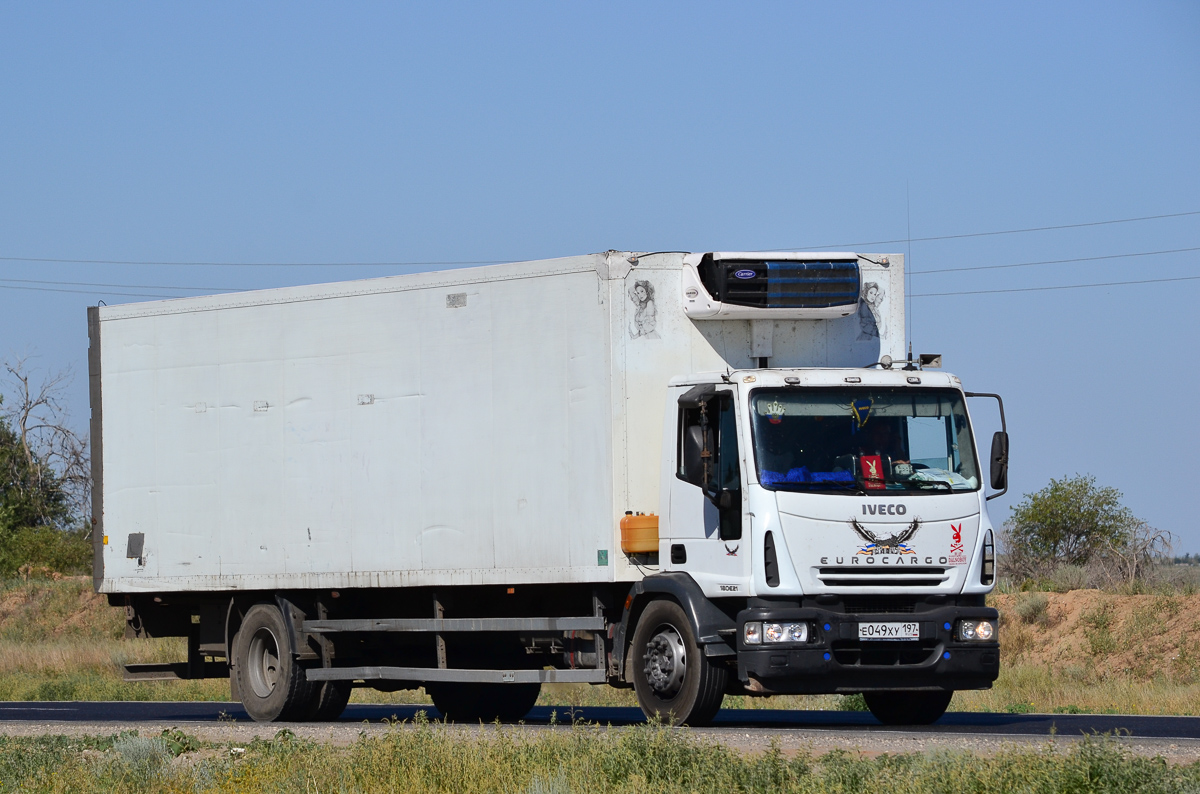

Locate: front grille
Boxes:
[817,567,950,588]
[842,596,918,614]
[699,258,860,310]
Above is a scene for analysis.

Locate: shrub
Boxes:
[1082,602,1118,656]
[836,693,868,711]
[1002,475,1171,587]
[1014,593,1050,624]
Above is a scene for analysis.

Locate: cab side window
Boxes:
[677,396,740,493]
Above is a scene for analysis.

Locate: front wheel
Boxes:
[630,600,726,726]
[863,691,953,725]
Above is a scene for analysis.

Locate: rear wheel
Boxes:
[863,691,953,725]
[233,603,314,722]
[306,681,351,721]
[631,600,726,726]
[428,682,541,723]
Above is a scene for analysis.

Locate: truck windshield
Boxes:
[749,387,980,494]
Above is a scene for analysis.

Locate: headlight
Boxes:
[957,620,995,641]
[744,622,762,645]
[762,622,809,643]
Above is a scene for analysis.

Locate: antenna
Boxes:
[906,182,913,353]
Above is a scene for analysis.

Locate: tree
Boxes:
[0,358,92,575]
[1002,474,1171,585]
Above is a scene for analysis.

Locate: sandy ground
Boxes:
[2,719,1199,764]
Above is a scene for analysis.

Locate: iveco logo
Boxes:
[732,269,756,280]
[862,503,907,516]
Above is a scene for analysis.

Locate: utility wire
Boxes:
[912,274,1200,298]
[5,272,1199,301]
[0,277,240,292]
[2,209,1198,268]
[0,255,510,267]
[3,244,1195,296]
[0,284,176,298]
[776,209,1200,251]
[912,246,1200,275]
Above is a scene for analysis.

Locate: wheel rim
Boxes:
[643,624,687,698]
[247,626,281,699]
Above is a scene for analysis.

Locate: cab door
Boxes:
[667,388,749,593]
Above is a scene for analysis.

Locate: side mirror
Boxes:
[989,431,1009,491]
[683,424,706,487]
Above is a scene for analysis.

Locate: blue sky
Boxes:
[1,3,1198,548]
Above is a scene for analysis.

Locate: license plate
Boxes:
[858,621,920,640]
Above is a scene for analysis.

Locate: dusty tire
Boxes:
[864,691,953,725]
[428,682,541,723]
[306,681,352,721]
[631,600,726,726]
[233,603,314,722]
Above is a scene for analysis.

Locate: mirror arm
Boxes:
[965,392,1008,501]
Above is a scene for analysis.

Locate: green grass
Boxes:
[0,721,1195,793]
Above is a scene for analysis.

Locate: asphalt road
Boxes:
[0,702,1197,740]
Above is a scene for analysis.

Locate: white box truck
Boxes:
[89,250,1006,725]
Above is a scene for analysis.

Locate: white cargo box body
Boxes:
[90,251,904,594]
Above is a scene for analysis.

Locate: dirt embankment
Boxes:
[993,590,1198,682]
[0,577,120,642]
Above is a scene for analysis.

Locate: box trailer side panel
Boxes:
[96,256,617,592]
[94,251,905,594]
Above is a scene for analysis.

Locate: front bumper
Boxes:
[735,604,999,694]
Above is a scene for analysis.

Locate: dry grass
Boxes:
[3,578,1199,715]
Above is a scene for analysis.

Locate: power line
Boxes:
[0,283,176,298]
[0,277,240,292]
[912,274,1200,298]
[777,209,1200,251]
[4,272,1199,301]
[912,246,1200,275]
[0,249,1195,298]
[2,208,1198,268]
[0,255,510,267]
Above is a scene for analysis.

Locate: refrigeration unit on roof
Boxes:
[680,251,865,320]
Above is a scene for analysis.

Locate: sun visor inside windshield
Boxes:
[752,391,960,418]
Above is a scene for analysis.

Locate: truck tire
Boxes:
[427,682,541,723]
[233,603,315,722]
[631,599,726,726]
[864,691,953,725]
[306,681,351,721]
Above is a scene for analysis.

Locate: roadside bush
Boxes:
[1046,564,1091,592]
[1082,602,1118,656]
[1001,474,1171,589]
[0,524,91,576]
[836,693,868,711]
[1014,593,1049,625]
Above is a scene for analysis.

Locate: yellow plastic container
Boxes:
[620,512,659,554]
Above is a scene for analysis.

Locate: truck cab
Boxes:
[628,364,1004,725]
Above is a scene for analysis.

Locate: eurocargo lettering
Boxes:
[89,250,1006,725]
